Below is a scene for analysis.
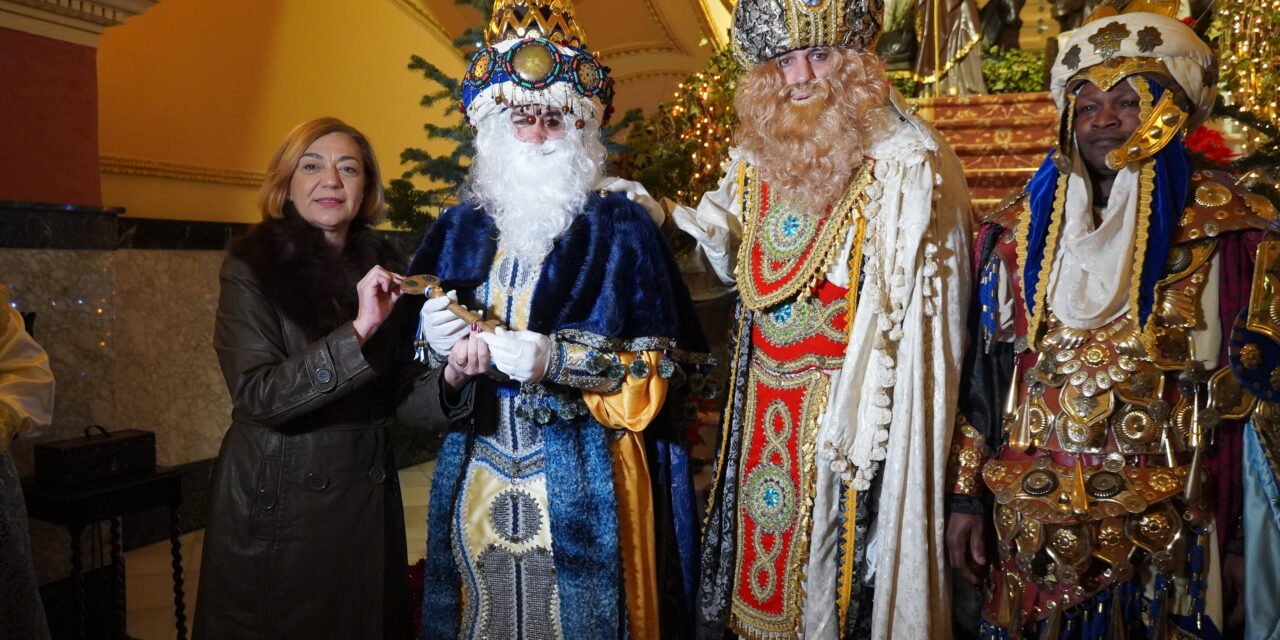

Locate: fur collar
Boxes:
[227,214,404,340]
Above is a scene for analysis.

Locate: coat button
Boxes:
[306,472,329,491]
[370,406,390,425]
[257,490,276,510]
[315,368,333,384]
[368,467,388,484]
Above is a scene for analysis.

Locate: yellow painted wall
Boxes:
[98,0,466,223]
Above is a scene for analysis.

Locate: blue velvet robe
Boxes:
[409,192,709,639]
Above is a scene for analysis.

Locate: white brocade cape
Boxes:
[670,93,972,640]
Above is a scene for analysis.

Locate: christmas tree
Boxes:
[620,44,743,204]
[1206,0,1280,208]
[385,0,492,232]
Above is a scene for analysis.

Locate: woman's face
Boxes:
[288,132,365,243]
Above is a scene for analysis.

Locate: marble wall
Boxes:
[0,248,229,475]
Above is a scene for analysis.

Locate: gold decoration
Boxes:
[1070,57,1169,92]
[1061,44,1082,70]
[1135,25,1163,52]
[1247,241,1280,342]
[511,43,557,83]
[1158,240,1215,285]
[1088,22,1132,61]
[1194,182,1234,208]
[735,162,873,311]
[1082,345,1109,367]
[1083,0,1178,24]
[730,0,884,66]
[486,0,586,47]
[1245,193,1280,220]
[1146,469,1180,493]
[1209,366,1257,419]
[1105,80,1189,169]
[1114,407,1161,453]
[1155,287,1200,328]
[1241,343,1263,369]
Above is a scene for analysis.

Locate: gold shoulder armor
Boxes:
[1175,171,1280,243]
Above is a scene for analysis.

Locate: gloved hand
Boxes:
[417,291,470,356]
[476,327,552,383]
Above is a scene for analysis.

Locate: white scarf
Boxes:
[1047,152,1140,330]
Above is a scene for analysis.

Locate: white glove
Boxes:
[417,291,470,356]
[596,176,664,225]
[476,328,552,383]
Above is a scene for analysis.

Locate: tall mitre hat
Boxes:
[461,0,615,126]
[1049,0,1217,168]
[731,0,884,67]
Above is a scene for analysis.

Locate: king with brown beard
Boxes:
[670,1,973,638]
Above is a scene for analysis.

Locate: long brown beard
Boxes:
[735,50,887,216]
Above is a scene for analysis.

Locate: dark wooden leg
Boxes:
[110,517,127,638]
[69,524,85,640]
[168,504,188,640]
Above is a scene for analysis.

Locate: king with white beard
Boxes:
[405,2,711,638]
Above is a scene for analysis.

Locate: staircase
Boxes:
[914,91,1058,212]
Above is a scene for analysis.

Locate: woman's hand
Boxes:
[443,330,490,392]
[353,266,405,343]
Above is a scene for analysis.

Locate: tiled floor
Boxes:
[122,461,437,640]
[124,443,712,639]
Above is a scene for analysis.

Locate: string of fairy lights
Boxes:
[1210,0,1280,141]
[626,47,741,202]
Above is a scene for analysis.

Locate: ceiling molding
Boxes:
[614,67,695,85]
[0,0,156,47]
[100,156,264,188]
[639,0,689,55]
[385,0,466,62]
[600,41,685,58]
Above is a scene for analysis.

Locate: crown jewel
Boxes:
[731,0,884,66]
[486,0,586,47]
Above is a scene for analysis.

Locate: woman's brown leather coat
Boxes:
[193,218,452,640]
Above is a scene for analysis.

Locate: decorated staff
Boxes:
[946,4,1277,637]
[670,0,973,637]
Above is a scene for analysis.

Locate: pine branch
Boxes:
[1214,95,1280,139]
[602,108,644,155]
[454,27,487,51]
[1229,151,1280,176]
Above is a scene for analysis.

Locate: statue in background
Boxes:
[914,0,987,95]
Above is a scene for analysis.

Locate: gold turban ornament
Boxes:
[730,0,885,67]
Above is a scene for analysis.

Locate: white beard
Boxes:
[468,113,605,265]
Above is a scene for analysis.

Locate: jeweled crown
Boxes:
[462,0,615,125]
[731,0,884,67]
[486,0,586,47]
